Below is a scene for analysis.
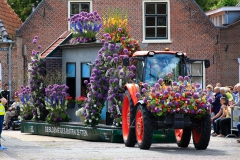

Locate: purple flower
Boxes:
[123,48,128,54]
[136,92,140,98]
[175,93,180,98]
[34,36,38,39]
[193,93,199,99]
[155,83,160,88]
[156,92,160,97]
[121,37,126,41]
[38,45,42,49]
[172,81,177,86]
[53,118,57,122]
[142,88,146,93]
[208,98,213,103]
[152,88,156,93]
[84,80,88,84]
[196,83,201,88]
[143,83,148,88]
[164,90,169,95]
[118,28,122,32]
[158,78,163,84]
[184,76,189,81]
[32,39,37,44]
[130,65,136,70]
[168,72,172,77]
[178,76,183,81]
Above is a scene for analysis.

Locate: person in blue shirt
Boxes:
[211,87,222,135]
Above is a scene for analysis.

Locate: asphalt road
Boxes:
[0,130,239,160]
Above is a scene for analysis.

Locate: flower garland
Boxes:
[28,36,46,120]
[136,75,212,118]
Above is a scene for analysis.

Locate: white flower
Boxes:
[96,118,98,120]
[89,119,92,123]
[120,121,122,124]
[116,123,119,126]
[94,104,96,107]
[84,119,87,122]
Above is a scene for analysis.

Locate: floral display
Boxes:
[28,36,47,120]
[68,11,102,44]
[75,96,86,105]
[136,75,211,118]
[103,8,128,43]
[66,95,75,103]
[45,84,71,124]
[76,9,141,127]
[18,86,36,120]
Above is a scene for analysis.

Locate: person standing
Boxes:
[1,84,10,111]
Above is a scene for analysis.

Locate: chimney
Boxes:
[31,3,35,12]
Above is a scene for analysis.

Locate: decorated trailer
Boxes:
[122,49,211,150]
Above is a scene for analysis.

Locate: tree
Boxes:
[195,0,239,12]
[7,0,42,22]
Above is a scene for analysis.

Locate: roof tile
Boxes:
[0,0,22,37]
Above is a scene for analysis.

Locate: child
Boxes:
[217,98,233,137]
[211,97,227,136]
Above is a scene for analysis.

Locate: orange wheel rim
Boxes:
[136,110,144,143]
[122,95,130,140]
[192,128,201,143]
[174,129,183,142]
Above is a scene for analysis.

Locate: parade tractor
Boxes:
[122,49,211,150]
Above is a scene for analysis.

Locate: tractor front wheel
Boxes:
[192,113,211,150]
[174,128,191,148]
[135,105,153,150]
[122,91,136,147]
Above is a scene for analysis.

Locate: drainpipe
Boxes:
[8,43,12,100]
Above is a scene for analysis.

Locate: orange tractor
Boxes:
[122,50,211,150]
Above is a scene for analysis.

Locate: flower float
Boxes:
[136,75,211,118]
[68,11,102,43]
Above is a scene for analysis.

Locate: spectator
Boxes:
[234,83,240,107]
[1,84,10,110]
[206,84,214,99]
[237,123,240,143]
[225,86,233,101]
[217,98,233,137]
[216,83,221,87]
[3,96,21,130]
[212,87,222,115]
[211,87,222,135]
[0,95,7,150]
[220,87,229,104]
[212,97,226,136]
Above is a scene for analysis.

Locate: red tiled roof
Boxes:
[0,0,22,37]
[41,31,72,58]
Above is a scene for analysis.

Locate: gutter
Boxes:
[8,41,14,100]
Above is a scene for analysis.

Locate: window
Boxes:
[186,61,205,89]
[66,63,76,105]
[81,63,91,97]
[142,0,171,43]
[68,0,92,30]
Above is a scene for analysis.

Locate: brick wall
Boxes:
[17,0,222,87]
[219,22,240,86]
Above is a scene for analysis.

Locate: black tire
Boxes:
[122,91,137,147]
[175,128,191,148]
[192,113,211,150]
[135,105,153,150]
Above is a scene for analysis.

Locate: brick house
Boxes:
[16,0,221,89]
[206,5,240,86]
[0,0,22,97]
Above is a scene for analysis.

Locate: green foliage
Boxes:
[7,0,42,22]
[195,0,239,11]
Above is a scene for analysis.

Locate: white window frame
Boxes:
[142,0,171,44]
[68,0,93,30]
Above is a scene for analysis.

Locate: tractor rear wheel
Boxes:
[135,105,153,150]
[192,113,211,150]
[174,128,191,148]
[122,91,136,147]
